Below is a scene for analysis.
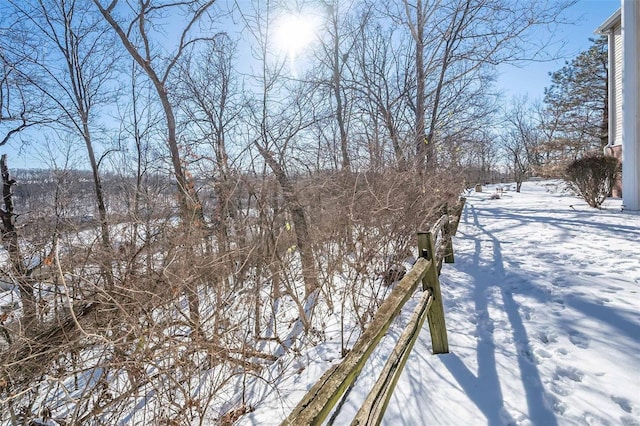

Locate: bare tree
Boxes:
[0,155,36,327]
[175,34,253,336]
[109,58,167,278]
[467,132,501,184]
[0,5,62,146]
[388,0,576,168]
[5,0,122,289]
[176,35,243,258]
[240,0,321,320]
[91,0,220,223]
[0,55,54,146]
[314,1,361,171]
[92,0,230,334]
[502,96,541,191]
[350,9,413,169]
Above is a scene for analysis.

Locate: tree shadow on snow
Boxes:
[440,204,558,425]
[473,206,640,240]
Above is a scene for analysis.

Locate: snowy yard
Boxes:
[381,181,640,425]
[244,180,640,425]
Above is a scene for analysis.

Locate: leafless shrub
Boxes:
[0,155,465,425]
[565,154,621,208]
[297,167,463,349]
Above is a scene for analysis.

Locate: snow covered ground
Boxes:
[242,180,640,425]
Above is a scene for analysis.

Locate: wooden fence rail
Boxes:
[351,289,434,425]
[282,198,466,426]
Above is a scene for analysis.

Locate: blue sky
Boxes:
[0,0,623,170]
[497,0,620,100]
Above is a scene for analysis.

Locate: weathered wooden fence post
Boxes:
[450,197,466,235]
[417,231,449,354]
[442,205,455,264]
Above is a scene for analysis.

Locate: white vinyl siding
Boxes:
[613,24,624,146]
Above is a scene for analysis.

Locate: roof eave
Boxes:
[595,8,622,34]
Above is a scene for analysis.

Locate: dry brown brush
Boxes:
[0,164,463,424]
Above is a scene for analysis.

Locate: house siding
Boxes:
[597,3,640,210]
[621,0,640,210]
[612,24,623,146]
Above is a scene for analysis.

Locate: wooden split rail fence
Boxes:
[282,198,466,425]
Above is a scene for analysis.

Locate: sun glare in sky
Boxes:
[273,13,319,59]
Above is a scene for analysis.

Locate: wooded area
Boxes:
[0,0,606,423]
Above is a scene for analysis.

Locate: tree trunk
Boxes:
[255,143,319,297]
[413,0,428,170]
[0,155,36,327]
[92,0,203,225]
[80,121,115,288]
[93,1,206,332]
[384,111,405,169]
[331,13,350,172]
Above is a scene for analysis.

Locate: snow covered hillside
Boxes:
[244,180,640,425]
